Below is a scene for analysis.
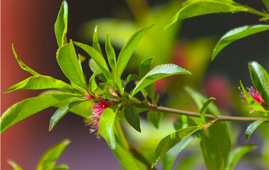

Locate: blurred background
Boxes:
[1,0,268,169]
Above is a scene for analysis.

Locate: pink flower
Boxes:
[88,101,111,134]
[240,86,263,104]
[84,94,94,100]
[240,86,266,113]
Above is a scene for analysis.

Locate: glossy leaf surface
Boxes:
[54,1,68,47]
[153,126,202,166]
[36,139,70,170]
[117,25,154,76]
[249,61,269,108]
[245,118,267,141]
[212,25,269,60]
[0,93,76,133]
[12,45,39,75]
[161,134,196,170]
[105,34,117,72]
[226,144,256,170]
[5,75,80,94]
[165,0,249,30]
[185,87,231,170]
[131,64,191,97]
[124,106,141,132]
[49,100,82,131]
[74,42,110,79]
[56,42,87,90]
[99,107,117,149]
[200,97,216,123]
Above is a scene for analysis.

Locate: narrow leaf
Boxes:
[131,64,191,97]
[185,87,231,170]
[165,0,249,30]
[112,138,142,170]
[36,139,70,170]
[147,111,162,129]
[139,57,156,100]
[117,25,154,76]
[49,101,82,131]
[89,72,104,95]
[12,45,39,75]
[200,123,231,170]
[5,75,80,94]
[124,106,141,132]
[74,42,110,79]
[226,144,256,170]
[105,34,117,72]
[249,61,269,108]
[56,42,87,90]
[240,81,267,113]
[52,165,69,170]
[212,25,269,60]
[0,93,76,133]
[262,0,269,11]
[99,107,117,149]
[139,57,155,78]
[7,160,23,170]
[200,97,216,123]
[123,74,139,89]
[54,1,68,47]
[245,118,267,141]
[162,133,196,170]
[92,25,103,55]
[153,126,202,166]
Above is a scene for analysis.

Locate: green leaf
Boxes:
[12,45,39,75]
[56,42,87,90]
[7,160,23,170]
[212,25,269,60]
[105,34,117,73]
[117,25,154,76]
[52,165,69,170]
[262,0,269,11]
[5,75,80,94]
[165,0,249,30]
[92,25,103,55]
[139,57,155,78]
[153,125,202,166]
[139,57,156,100]
[226,144,256,170]
[245,118,267,141]
[36,139,70,170]
[74,42,110,79]
[147,111,162,129]
[89,72,104,95]
[185,87,231,170]
[200,122,231,170]
[124,105,141,132]
[49,100,82,131]
[240,81,267,113]
[123,74,139,89]
[54,1,68,47]
[161,133,196,170]
[112,138,142,170]
[0,93,76,133]
[249,61,269,108]
[99,107,117,149]
[131,64,191,97]
[200,97,216,123]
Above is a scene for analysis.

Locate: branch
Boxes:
[132,103,269,123]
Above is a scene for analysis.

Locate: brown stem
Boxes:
[132,103,269,123]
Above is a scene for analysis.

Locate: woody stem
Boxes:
[132,103,269,122]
